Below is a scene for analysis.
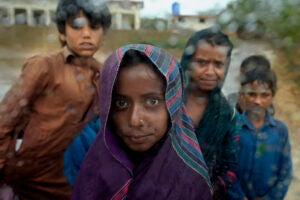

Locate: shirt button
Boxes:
[16,160,24,167]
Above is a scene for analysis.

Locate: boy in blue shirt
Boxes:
[229,57,292,200]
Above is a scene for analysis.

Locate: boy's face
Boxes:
[59,10,103,57]
[110,63,169,152]
[240,80,274,111]
[189,42,228,91]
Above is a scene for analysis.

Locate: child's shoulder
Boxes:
[26,50,61,62]
[271,116,289,133]
[23,51,62,69]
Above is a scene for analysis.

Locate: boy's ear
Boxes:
[59,33,66,43]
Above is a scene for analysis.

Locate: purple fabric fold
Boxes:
[72,44,213,200]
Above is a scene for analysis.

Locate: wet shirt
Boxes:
[0,47,100,199]
[229,113,292,200]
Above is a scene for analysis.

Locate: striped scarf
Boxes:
[72,44,212,200]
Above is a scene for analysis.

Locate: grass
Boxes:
[101,29,195,58]
[0,25,194,58]
[0,25,298,87]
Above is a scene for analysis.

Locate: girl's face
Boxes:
[110,63,169,152]
[190,42,228,91]
[59,10,103,57]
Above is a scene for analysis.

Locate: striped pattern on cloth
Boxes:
[116,44,211,186]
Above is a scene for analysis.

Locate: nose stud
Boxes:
[139,119,144,124]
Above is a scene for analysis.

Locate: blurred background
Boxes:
[0,0,299,198]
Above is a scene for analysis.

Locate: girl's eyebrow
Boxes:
[113,93,125,97]
[142,92,164,96]
[193,58,207,61]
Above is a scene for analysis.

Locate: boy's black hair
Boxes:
[55,0,111,34]
[241,68,277,96]
[240,55,271,74]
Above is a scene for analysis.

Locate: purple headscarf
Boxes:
[72,44,212,200]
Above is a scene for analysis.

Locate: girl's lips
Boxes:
[127,135,150,143]
[199,78,218,82]
[199,79,218,84]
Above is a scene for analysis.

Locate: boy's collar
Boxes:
[62,46,94,63]
[62,46,99,71]
[241,111,277,130]
[62,46,74,63]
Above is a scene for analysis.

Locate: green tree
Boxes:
[218,0,300,67]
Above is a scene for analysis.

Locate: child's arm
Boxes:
[0,56,50,170]
[263,123,292,200]
[64,117,100,186]
[226,113,249,200]
[227,179,248,200]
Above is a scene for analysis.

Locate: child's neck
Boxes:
[72,56,93,67]
[186,89,210,127]
[251,119,265,129]
[189,88,210,102]
[247,109,267,129]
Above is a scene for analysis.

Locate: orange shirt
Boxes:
[0,47,100,199]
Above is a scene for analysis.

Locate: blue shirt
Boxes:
[229,112,292,200]
[64,117,100,186]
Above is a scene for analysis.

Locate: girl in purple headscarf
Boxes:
[72,44,213,200]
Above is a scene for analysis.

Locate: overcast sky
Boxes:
[140,0,235,18]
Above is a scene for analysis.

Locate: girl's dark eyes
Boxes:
[195,60,208,66]
[215,61,225,68]
[114,99,128,109]
[146,97,166,108]
[193,60,225,69]
[146,98,159,106]
[113,97,164,110]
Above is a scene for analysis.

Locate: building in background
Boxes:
[168,1,217,31]
[0,0,144,30]
[109,0,143,30]
[168,14,217,31]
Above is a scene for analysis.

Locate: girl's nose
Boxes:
[129,105,144,127]
[206,63,215,74]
